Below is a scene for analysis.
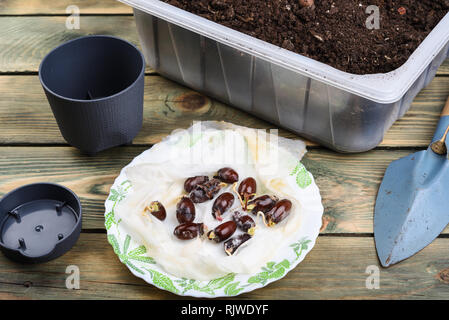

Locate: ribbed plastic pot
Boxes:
[39,35,145,155]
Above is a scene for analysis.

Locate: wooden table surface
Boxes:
[1,0,449,300]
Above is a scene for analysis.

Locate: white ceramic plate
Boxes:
[104,124,323,298]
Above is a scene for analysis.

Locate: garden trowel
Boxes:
[374,96,449,267]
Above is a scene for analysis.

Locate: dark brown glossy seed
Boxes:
[190,178,223,203]
[247,195,278,214]
[146,201,166,221]
[212,192,234,220]
[174,223,205,240]
[238,177,257,199]
[232,211,256,235]
[207,221,237,243]
[184,176,209,193]
[215,167,239,184]
[266,199,292,227]
[176,196,196,224]
[224,233,252,256]
[238,177,257,209]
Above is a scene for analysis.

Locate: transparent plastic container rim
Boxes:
[122,0,449,104]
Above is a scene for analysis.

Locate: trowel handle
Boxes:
[432,96,449,143]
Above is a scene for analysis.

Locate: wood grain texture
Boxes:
[0,75,305,145]
[0,75,448,147]
[0,146,144,229]
[0,146,448,235]
[0,0,132,15]
[440,59,449,76]
[0,16,448,75]
[302,148,449,235]
[443,96,449,116]
[1,233,449,299]
[0,16,142,73]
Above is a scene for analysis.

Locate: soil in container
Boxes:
[161,0,449,74]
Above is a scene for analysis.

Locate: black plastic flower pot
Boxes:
[39,35,145,155]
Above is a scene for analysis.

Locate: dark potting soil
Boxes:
[161,0,449,74]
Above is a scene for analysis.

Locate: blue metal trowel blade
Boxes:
[374,116,449,267]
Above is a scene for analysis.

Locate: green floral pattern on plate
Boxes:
[290,161,312,189]
[107,233,155,275]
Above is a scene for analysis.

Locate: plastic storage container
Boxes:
[121,0,449,152]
